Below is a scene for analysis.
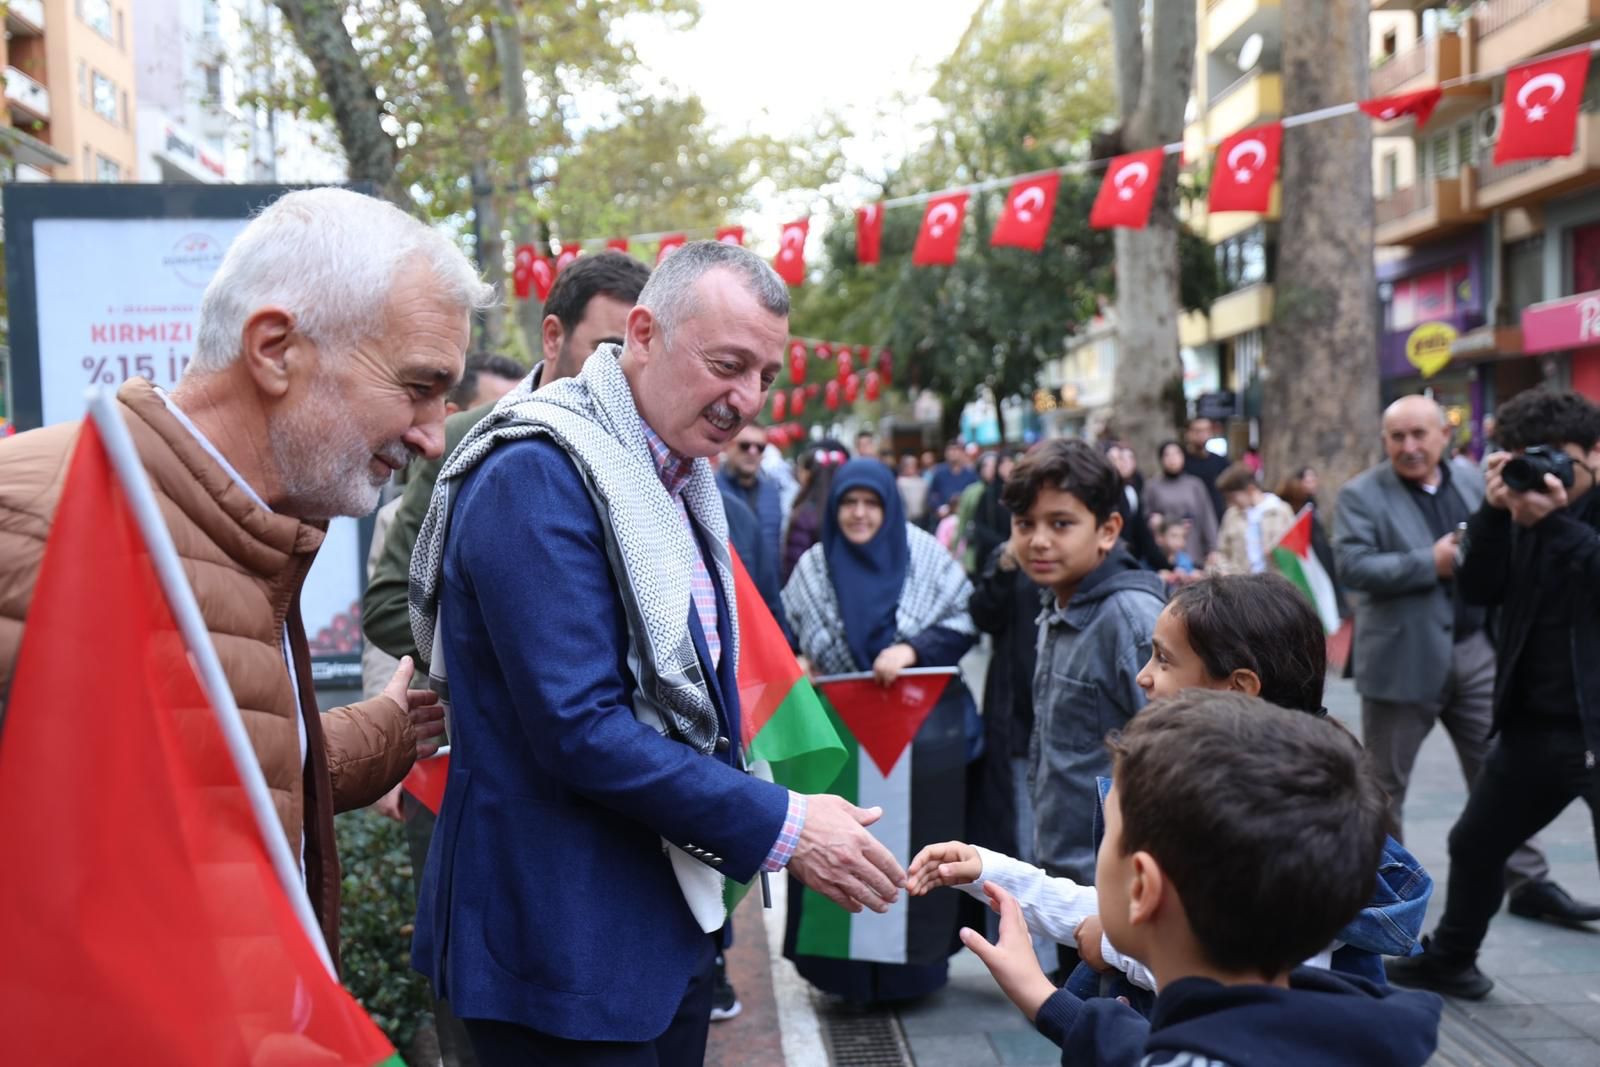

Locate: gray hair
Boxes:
[637,239,789,345]
[191,188,496,373]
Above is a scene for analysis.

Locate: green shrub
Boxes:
[336,808,432,1051]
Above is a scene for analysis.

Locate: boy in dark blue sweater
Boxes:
[962,692,1442,1067]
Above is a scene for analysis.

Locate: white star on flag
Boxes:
[1234,169,1254,183]
[1527,104,1548,121]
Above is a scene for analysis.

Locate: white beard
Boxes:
[268,384,403,519]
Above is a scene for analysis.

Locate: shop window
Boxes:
[1571,222,1600,293]
[1384,262,1472,332]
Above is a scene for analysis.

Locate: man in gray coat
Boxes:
[1336,395,1593,924]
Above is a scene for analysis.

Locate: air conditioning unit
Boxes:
[1477,107,1503,152]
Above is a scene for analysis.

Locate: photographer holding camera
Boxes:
[1388,389,1600,1000]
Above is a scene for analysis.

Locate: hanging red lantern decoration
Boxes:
[864,370,882,402]
[805,382,821,400]
[814,341,832,362]
[791,387,806,415]
[787,422,804,442]
[771,390,787,422]
[790,352,808,384]
[844,373,860,404]
[788,339,808,363]
[877,347,894,388]
[769,424,789,448]
[824,380,841,411]
[836,350,853,381]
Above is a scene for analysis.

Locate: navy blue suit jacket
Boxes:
[412,438,790,1041]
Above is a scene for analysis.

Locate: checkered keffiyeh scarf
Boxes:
[782,523,976,675]
[408,346,733,755]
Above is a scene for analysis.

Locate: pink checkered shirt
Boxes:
[638,420,805,872]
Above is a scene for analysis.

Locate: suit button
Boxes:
[716,736,730,753]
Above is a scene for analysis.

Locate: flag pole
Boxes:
[86,388,337,978]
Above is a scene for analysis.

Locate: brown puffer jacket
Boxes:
[0,379,417,969]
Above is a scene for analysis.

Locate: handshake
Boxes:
[787,794,907,913]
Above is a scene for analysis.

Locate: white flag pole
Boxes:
[86,388,337,979]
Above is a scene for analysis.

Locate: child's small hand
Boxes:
[960,882,1056,1022]
[1074,914,1110,972]
[906,840,981,895]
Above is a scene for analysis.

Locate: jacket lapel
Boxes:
[1375,465,1437,548]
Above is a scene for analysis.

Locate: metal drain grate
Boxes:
[816,996,913,1067]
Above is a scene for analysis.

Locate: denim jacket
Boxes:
[1088,777,1431,992]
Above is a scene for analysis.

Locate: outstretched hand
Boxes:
[788,794,906,913]
[959,882,1057,1022]
[906,840,982,896]
[382,656,447,760]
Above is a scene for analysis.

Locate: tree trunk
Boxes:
[420,0,506,352]
[1107,0,1194,467]
[273,0,412,210]
[493,0,546,361]
[1263,0,1380,506]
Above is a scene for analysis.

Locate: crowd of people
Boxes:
[2,190,1597,1067]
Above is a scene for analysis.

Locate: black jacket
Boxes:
[1457,487,1600,754]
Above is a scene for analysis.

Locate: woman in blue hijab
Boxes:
[781,457,980,1006]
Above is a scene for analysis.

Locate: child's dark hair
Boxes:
[1001,439,1120,522]
[1214,463,1258,494]
[1167,574,1326,714]
[1108,692,1386,977]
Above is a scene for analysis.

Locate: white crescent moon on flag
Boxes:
[1013,186,1046,221]
[779,225,804,260]
[1516,72,1566,110]
[927,202,960,236]
[1226,139,1267,173]
[862,204,878,224]
[533,260,551,285]
[1113,162,1150,200]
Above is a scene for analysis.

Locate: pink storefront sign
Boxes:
[1521,289,1600,355]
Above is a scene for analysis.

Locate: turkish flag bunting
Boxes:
[0,423,400,1065]
[991,172,1060,250]
[716,226,745,246]
[1089,148,1165,230]
[1359,88,1444,130]
[657,234,687,264]
[512,244,536,299]
[856,202,884,264]
[1496,49,1592,164]
[773,218,809,286]
[912,191,968,266]
[529,257,556,302]
[556,242,582,274]
[606,237,630,252]
[1208,122,1282,214]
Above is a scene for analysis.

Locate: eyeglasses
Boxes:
[734,442,764,454]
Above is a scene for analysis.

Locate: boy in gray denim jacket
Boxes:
[1001,441,1165,888]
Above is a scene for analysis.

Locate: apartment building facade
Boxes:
[1371,0,1600,449]
[1,0,137,182]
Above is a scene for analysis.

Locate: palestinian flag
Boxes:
[1270,506,1341,635]
[791,669,966,964]
[0,420,402,1066]
[725,551,847,911]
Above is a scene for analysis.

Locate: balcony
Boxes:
[1475,0,1600,76]
[1206,0,1281,54]
[1207,71,1282,141]
[5,0,44,36]
[1374,170,1484,245]
[1476,111,1600,209]
[1210,283,1275,340]
[4,66,50,123]
[1371,31,1466,98]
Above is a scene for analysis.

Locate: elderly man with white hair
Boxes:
[0,187,493,967]
[408,240,906,1065]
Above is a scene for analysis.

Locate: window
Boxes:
[1505,236,1545,317]
[1381,30,1398,59]
[1456,121,1476,170]
[1382,151,1399,196]
[94,154,121,183]
[80,0,113,38]
[1214,225,1273,294]
[1431,132,1454,177]
[202,64,222,104]
[77,61,87,106]
[91,71,118,123]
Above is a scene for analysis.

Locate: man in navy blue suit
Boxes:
[410,240,905,1065]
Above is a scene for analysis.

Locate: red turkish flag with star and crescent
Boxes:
[529,256,556,302]
[512,244,536,300]
[657,234,687,264]
[856,202,884,264]
[556,242,582,274]
[716,225,745,246]
[773,218,809,286]
[1089,148,1165,230]
[1208,122,1282,214]
[1495,50,1592,164]
[912,192,968,266]
[1359,88,1443,130]
[991,173,1060,250]
[606,237,630,253]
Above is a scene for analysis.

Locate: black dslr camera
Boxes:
[1501,445,1575,494]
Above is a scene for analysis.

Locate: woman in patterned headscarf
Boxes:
[781,458,980,1006]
